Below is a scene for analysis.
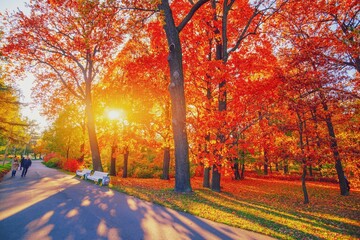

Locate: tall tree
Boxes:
[156,0,210,192]
[1,0,125,171]
[203,0,288,191]
[275,0,358,195]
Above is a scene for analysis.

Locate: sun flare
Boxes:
[107,109,126,121]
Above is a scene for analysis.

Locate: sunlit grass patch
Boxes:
[111,177,360,240]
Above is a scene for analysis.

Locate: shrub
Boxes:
[133,167,157,178]
[63,159,81,172]
[44,157,61,168]
[43,153,59,163]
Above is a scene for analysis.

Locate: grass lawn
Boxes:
[111,176,360,240]
[0,162,11,181]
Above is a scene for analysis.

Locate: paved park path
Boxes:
[0,161,275,240]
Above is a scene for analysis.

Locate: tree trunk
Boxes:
[297,111,309,204]
[321,98,349,196]
[233,162,241,180]
[66,138,71,160]
[302,163,309,204]
[240,160,245,179]
[109,145,117,176]
[2,141,10,165]
[79,143,85,162]
[122,147,129,178]
[309,165,313,177]
[203,167,210,188]
[284,160,289,174]
[211,164,221,192]
[78,120,86,162]
[162,147,170,180]
[264,148,268,175]
[85,82,103,171]
[66,146,70,160]
[160,1,192,193]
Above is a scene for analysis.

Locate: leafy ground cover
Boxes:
[111,176,360,240]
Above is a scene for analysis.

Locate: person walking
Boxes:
[21,156,32,177]
[11,157,20,177]
[20,155,25,171]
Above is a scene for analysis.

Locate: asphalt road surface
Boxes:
[0,160,275,240]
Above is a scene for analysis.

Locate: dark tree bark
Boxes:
[320,95,349,196]
[233,162,241,180]
[159,0,191,192]
[109,145,117,176]
[296,111,309,204]
[309,165,313,177]
[78,119,86,162]
[162,147,170,180]
[210,0,224,192]
[301,163,309,204]
[159,0,209,192]
[325,114,349,195]
[211,164,221,192]
[122,147,129,178]
[203,167,211,188]
[263,148,269,175]
[85,82,103,171]
[240,160,245,179]
[283,160,289,174]
[66,138,70,160]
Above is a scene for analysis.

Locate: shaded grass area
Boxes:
[0,162,11,181]
[111,177,360,240]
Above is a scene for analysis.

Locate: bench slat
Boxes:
[86,171,110,186]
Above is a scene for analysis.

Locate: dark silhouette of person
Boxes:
[21,156,32,177]
[20,156,25,170]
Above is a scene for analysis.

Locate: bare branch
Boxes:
[177,0,210,33]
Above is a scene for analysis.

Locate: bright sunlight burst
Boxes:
[107,109,126,121]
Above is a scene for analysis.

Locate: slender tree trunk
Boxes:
[203,167,210,188]
[208,0,225,192]
[284,160,289,174]
[2,141,10,165]
[326,116,349,195]
[85,82,103,171]
[297,111,309,204]
[160,0,192,193]
[79,120,86,162]
[79,143,85,162]
[162,147,170,180]
[321,97,349,196]
[233,162,241,180]
[162,99,171,180]
[240,160,245,179]
[110,145,117,176]
[211,164,221,192]
[122,147,129,178]
[302,163,309,204]
[66,146,70,160]
[264,148,269,175]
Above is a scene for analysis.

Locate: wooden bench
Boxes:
[76,169,93,179]
[86,171,110,186]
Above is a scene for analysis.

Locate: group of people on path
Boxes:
[11,156,32,178]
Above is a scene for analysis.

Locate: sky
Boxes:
[1,0,49,132]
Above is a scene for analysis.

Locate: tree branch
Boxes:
[177,0,210,33]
